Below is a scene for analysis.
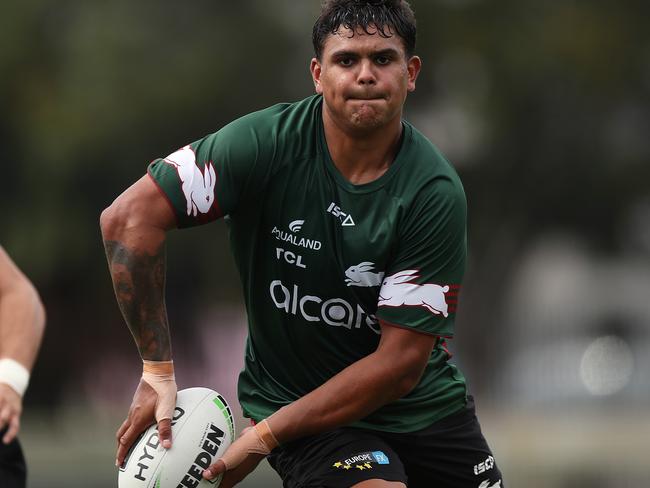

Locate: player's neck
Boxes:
[322,110,403,186]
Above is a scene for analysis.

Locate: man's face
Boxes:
[310,26,421,135]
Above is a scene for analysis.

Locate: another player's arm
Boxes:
[205,320,435,483]
[100,174,178,464]
[0,246,46,444]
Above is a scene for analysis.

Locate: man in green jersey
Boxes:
[101,1,504,487]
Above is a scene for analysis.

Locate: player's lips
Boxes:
[345,94,386,101]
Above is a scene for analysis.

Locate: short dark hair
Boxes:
[312,0,417,60]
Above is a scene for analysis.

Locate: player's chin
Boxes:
[348,111,387,131]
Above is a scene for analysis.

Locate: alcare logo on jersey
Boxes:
[331,451,390,472]
[344,262,384,287]
[163,145,216,217]
[378,269,460,317]
[269,280,380,334]
[271,220,322,251]
[327,202,355,226]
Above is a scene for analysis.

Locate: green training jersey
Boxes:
[148,95,468,433]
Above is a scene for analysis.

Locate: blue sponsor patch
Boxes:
[372,451,390,465]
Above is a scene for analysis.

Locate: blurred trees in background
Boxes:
[1,0,648,409]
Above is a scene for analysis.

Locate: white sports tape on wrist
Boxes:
[0,358,30,397]
[142,360,176,422]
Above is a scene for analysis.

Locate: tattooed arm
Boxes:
[100,174,178,464]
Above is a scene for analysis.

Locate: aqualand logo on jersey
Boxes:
[377,269,459,317]
[162,145,216,217]
[288,219,304,232]
[271,220,322,251]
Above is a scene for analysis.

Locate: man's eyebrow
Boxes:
[330,48,401,58]
[330,49,358,58]
[373,48,401,57]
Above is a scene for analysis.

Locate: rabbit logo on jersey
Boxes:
[344,262,384,287]
[378,269,456,317]
[163,145,216,217]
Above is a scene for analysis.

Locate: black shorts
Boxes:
[0,429,27,488]
[267,397,504,488]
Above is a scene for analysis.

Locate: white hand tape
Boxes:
[0,358,30,397]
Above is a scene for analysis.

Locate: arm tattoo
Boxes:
[103,240,171,360]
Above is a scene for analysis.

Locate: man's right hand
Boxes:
[0,383,22,444]
[115,378,175,467]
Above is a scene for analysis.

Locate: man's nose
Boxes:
[356,60,377,85]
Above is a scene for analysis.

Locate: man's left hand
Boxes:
[202,450,266,488]
[0,383,22,444]
[203,425,273,487]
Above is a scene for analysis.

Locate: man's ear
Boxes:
[406,55,422,93]
[310,58,323,94]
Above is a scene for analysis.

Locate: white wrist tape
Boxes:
[0,358,30,397]
[142,360,177,422]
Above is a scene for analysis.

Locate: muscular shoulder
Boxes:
[222,95,321,159]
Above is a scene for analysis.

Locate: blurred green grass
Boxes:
[20,405,650,488]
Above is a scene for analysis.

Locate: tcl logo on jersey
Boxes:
[276,248,306,269]
[327,202,355,226]
[378,270,459,317]
[162,145,216,217]
[269,280,380,334]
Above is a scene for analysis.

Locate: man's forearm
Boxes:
[269,348,420,444]
[0,281,45,369]
[101,175,178,361]
[265,323,435,446]
[207,344,421,477]
[103,238,172,361]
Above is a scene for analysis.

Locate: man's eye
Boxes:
[339,58,353,67]
[376,56,390,65]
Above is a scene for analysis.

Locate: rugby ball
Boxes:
[119,387,235,488]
